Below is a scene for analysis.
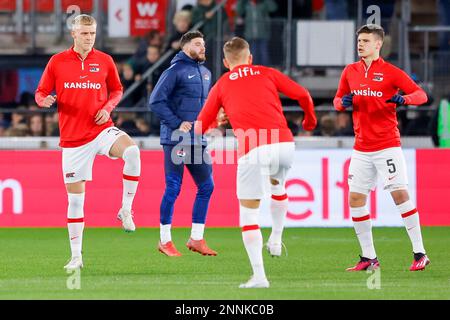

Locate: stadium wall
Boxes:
[0,149,449,227]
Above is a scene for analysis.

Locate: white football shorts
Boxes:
[348,147,408,195]
[62,126,126,184]
[237,142,295,199]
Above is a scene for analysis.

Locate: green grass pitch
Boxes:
[0,227,449,299]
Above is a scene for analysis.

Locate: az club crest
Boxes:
[373,72,383,82]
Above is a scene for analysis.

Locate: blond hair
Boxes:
[72,14,97,30]
[223,37,250,63]
[173,10,192,25]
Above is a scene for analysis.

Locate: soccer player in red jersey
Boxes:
[35,15,141,270]
[334,24,430,272]
[195,37,317,288]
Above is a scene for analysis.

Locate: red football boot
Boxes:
[410,253,430,271]
[158,241,182,257]
[346,255,380,271]
[186,238,217,256]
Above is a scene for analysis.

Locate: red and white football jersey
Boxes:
[333,57,427,152]
[35,47,123,147]
[197,64,315,156]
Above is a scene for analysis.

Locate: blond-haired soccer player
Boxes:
[35,15,141,270]
[196,37,317,288]
[334,24,430,271]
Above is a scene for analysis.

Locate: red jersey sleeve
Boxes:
[392,67,428,106]
[270,68,315,117]
[333,66,351,111]
[102,55,123,113]
[35,56,56,107]
[195,82,222,135]
[270,68,316,130]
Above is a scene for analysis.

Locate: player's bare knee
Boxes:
[110,135,136,158]
[66,181,85,194]
[239,199,260,209]
[349,192,367,207]
[270,178,279,185]
[270,181,286,196]
[390,188,409,205]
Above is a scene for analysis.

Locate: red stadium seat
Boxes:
[0,0,96,13]
[23,0,55,13]
[61,0,93,12]
[0,0,15,12]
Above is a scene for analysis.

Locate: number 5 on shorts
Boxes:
[386,158,396,174]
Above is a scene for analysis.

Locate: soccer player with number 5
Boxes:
[334,24,430,271]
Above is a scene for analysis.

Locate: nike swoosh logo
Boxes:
[388,175,398,180]
[188,74,196,79]
[360,84,368,87]
[127,192,135,195]
[70,236,79,240]
[80,75,88,79]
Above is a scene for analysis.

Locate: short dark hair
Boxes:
[180,31,204,48]
[356,24,385,41]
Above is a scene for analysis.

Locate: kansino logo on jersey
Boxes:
[352,87,383,97]
[63,81,102,89]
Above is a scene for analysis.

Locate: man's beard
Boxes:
[189,49,206,62]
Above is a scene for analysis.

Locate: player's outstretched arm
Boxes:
[271,69,317,131]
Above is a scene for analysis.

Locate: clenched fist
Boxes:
[217,108,229,126]
[40,95,57,108]
[302,114,317,131]
[179,121,193,133]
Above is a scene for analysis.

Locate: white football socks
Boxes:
[351,206,377,259]
[160,224,172,244]
[190,223,205,241]
[240,205,266,280]
[67,193,85,258]
[269,188,288,245]
[122,145,140,211]
[397,200,425,254]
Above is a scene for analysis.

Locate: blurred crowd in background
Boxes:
[0,0,448,143]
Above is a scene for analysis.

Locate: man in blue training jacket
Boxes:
[149,31,217,257]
